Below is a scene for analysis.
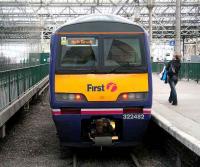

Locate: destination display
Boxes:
[61,37,97,46]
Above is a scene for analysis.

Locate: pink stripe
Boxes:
[143,108,151,114]
[143,112,151,114]
[81,110,123,115]
[52,109,61,115]
[52,112,61,116]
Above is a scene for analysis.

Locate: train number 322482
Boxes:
[123,114,144,120]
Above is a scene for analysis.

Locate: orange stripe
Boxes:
[55,32,144,35]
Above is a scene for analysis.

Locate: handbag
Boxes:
[160,66,168,83]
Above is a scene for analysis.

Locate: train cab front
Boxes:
[50,26,152,147]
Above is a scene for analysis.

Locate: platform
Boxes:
[152,74,200,156]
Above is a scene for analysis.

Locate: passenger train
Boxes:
[50,14,152,147]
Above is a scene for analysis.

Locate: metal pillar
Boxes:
[24,101,30,110]
[41,30,45,52]
[0,125,6,138]
[182,35,185,61]
[149,7,153,54]
[147,0,154,56]
[195,38,199,55]
[175,0,181,56]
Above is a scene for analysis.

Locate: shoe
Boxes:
[172,102,177,105]
[168,99,172,103]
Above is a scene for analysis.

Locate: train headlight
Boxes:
[117,92,147,101]
[55,93,87,102]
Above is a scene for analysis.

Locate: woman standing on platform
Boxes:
[166,54,181,105]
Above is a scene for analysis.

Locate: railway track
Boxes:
[69,147,153,167]
[1,91,199,167]
[130,153,141,167]
[72,152,141,167]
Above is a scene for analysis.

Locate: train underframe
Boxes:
[52,108,151,147]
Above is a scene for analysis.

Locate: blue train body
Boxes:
[50,14,152,147]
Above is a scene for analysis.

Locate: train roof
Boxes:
[65,14,135,25]
[55,14,146,33]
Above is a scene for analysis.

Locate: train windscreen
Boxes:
[56,36,146,73]
[104,38,142,66]
[59,37,98,67]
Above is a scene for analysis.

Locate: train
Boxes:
[49,14,152,148]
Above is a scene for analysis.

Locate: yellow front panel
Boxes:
[55,73,148,101]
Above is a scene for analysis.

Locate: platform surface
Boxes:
[152,74,200,156]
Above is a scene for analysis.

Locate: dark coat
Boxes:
[166,59,181,78]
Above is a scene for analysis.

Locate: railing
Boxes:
[152,62,200,82]
[0,62,40,72]
[0,64,49,111]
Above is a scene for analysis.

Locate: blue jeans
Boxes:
[168,76,178,104]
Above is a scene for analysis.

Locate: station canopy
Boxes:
[0,0,199,40]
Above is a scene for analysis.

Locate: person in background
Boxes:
[166,54,181,105]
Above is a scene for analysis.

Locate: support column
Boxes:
[147,0,154,56]
[182,35,185,60]
[41,30,44,53]
[175,0,181,56]
[0,125,6,138]
[195,38,199,55]
[24,101,30,110]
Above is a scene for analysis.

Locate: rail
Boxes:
[0,63,49,111]
[152,62,200,82]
